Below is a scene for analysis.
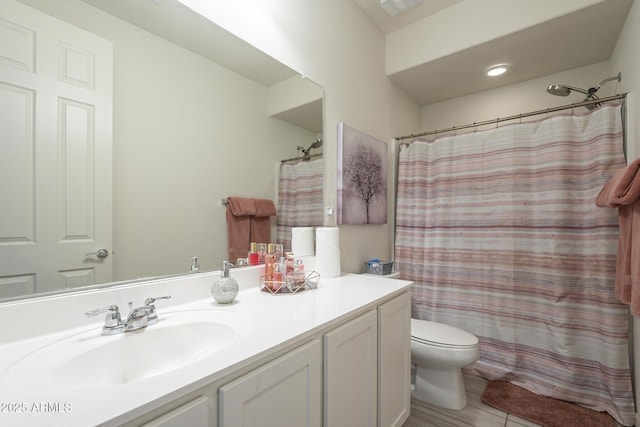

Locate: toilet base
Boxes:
[411,364,467,410]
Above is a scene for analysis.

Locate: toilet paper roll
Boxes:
[315,227,341,278]
[292,227,315,257]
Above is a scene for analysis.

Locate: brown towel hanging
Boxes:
[226,197,277,262]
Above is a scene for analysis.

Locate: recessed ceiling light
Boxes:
[486,64,510,77]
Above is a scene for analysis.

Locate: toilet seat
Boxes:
[411,319,478,349]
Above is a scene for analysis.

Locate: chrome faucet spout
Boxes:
[124,306,151,331]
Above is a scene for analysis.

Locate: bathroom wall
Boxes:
[107,26,315,279]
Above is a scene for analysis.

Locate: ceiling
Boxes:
[353,0,634,105]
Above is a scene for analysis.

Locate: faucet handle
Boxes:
[145,295,171,324]
[84,305,124,335]
[85,304,119,319]
[145,295,171,306]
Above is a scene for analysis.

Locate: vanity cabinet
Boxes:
[125,288,411,427]
[219,339,322,427]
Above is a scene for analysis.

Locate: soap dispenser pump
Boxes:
[190,256,200,273]
[211,261,239,304]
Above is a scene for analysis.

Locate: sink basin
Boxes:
[2,309,250,391]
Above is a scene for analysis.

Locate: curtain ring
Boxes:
[495,117,499,128]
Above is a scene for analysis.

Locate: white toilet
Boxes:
[410,318,480,410]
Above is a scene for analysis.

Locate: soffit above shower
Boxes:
[354,0,633,106]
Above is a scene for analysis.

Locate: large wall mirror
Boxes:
[0,0,323,302]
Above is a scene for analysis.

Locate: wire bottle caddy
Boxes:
[259,270,320,295]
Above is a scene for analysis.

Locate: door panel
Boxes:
[0,0,113,298]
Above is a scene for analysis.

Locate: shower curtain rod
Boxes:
[280,152,322,164]
[395,93,628,141]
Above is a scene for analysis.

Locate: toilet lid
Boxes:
[411,319,478,348]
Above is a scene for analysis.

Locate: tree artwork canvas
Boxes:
[337,122,387,224]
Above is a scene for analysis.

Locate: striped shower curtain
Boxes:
[394,104,634,425]
[276,158,324,252]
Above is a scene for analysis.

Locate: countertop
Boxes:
[0,272,411,427]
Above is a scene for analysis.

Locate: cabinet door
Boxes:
[378,292,411,427]
[219,339,322,427]
[324,310,378,427]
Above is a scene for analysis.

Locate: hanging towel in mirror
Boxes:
[227,197,257,216]
[226,197,277,263]
[254,198,277,217]
[226,199,252,263]
[251,199,277,248]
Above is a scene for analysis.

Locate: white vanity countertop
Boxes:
[0,272,411,427]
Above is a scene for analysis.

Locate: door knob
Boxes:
[86,248,109,259]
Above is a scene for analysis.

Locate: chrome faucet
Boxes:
[124,302,150,331]
[85,296,171,335]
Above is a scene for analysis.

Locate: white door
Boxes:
[0,0,113,298]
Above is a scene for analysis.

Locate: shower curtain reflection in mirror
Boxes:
[394,103,634,425]
[276,158,324,252]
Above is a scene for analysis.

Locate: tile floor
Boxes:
[402,373,542,427]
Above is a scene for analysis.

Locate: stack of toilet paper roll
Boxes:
[291,227,315,257]
[315,227,341,278]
